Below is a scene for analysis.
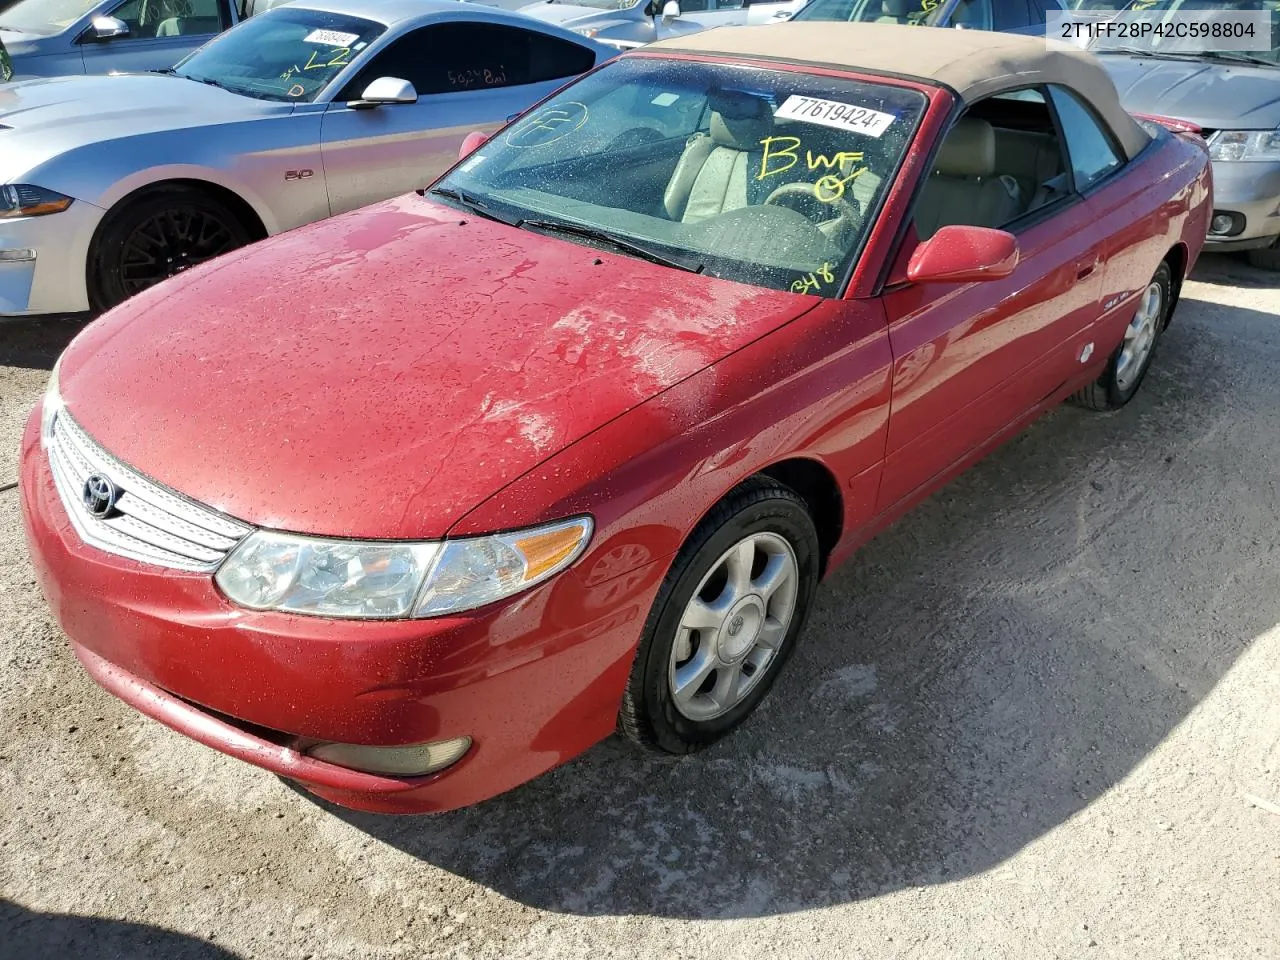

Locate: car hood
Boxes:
[0,72,281,134]
[0,28,44,57]
[1099,54,1280,129]
[0,73,289,181]
[59,194,813,540]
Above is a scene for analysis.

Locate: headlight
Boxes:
[39,352,63,449]
[0,184,74,219]
[215,516,593,619]
[1207,130,1280,162]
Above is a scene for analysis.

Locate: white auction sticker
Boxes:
[775,95,895,137]
[304,29,359,46]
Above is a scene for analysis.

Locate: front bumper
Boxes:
[0,199,105,317]
[18,406,666,813]
[1203,157,1280,252]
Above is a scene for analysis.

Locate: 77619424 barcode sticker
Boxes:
[774,95,896,137]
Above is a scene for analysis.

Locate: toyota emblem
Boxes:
[82,474,120,520]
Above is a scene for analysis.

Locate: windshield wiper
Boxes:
[181,73,234,92]
[1196,50,1278,67]
[149,66,176,74]
[1094,45,1201,58]
[517,219,705,273]
[427,186,522,227]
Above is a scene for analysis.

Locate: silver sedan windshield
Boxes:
[436,57,927,295]
[172,7,386,101]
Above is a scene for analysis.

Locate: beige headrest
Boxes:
[707,90,773,150]
[935,117,995,178]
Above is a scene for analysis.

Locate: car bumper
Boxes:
[1203,158,1280,252]
[18,406,666,813]
[0,200,104,318]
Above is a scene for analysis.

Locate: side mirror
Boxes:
[90,15,130,39]
[348,76,418,110]
[661,0,681,17]
[458,130,488,161]
[906,225,1018,284]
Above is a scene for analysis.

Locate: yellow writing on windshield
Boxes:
[280,47,351,81]
[759,137,865,181]
[791,262,835,295]
[758,137,869,203]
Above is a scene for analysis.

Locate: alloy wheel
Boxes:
[668,531,800,722]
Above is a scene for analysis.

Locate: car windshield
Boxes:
[792,0,934,25]
[0,39,11,79]
[1088,0,1280,64]
[171,7,385,101]
[434,57,928,295]
[0,0,103,36]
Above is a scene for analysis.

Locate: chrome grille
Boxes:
[46,410,253,572]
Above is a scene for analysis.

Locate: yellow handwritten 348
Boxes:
[758,137,868,202]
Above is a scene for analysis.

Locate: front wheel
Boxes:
[1071,261,1172,412]
[617,479,820,755]
[88,187,253,313]
[1245,242,1280,272]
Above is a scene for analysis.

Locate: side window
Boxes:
[111,0,224,37]
[1047,84,1124,190]
[683,0,747,10]
[338,23,596,100]
[1021,0,1061,23]
[993,0,1029,29]
[949,0,994,28]
[912,86,1071,239]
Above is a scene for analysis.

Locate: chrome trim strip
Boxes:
[46,410,254,572]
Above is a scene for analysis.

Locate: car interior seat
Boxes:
[663,90,775,223]
[876,0,914,23]
[155,15,220,34]
[913,116,1022,238]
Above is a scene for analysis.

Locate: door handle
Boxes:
[1076,262,1096,280]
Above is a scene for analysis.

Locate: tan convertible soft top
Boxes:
[645,22,1149,159]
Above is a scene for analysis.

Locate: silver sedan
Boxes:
[0,0,616,316]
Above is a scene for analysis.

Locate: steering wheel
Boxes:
[763,181,860,232]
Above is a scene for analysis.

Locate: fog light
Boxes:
[306,736,472,776]
[0,248,35,262]
[1208,212,1239,236]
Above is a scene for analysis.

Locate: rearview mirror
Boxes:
[906,225,1018,284]
[90,15,130,39]
[661,0,681,17]
[458,131,489,161]
[348,76,418,110]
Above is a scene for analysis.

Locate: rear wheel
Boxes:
[88,187,252,312]
[618,479,820,755]
[1071,261,1171,412]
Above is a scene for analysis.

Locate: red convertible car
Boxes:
[20,23,1210,814]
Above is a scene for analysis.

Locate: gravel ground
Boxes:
[1,255,1278,960]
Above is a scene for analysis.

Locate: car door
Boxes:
[319,21,599,216]
[875,87,1107,512]
[1045,83,1157,355]
[79,0,230,74]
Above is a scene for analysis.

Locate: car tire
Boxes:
[88,187,254,313]
[1071,260,1172,412]
[617,477,820,756]
[1245,243,1280,272]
